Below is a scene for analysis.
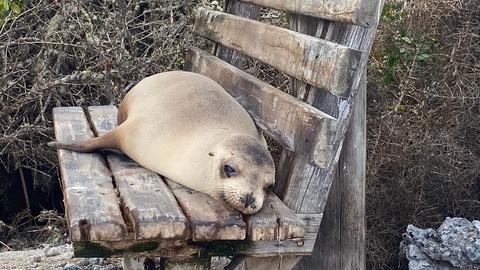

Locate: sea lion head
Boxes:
[207,134,275,215]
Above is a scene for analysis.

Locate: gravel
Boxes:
[0,244,121,270]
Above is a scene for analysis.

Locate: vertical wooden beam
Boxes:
[339,72,367,269]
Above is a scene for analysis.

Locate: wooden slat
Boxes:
[165,180,246,241]
[233,214,321,256]
[193,7,362,97]
[186,47,337,168]
[238,0,380,27]
[246,194,305,241]
[87,106,189,240]
[73,213,321,258]
[52,107,126,242]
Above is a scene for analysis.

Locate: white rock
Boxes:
[401,217,480,269]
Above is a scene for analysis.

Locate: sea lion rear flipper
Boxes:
[48,128,120,153]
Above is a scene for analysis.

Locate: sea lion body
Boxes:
[52,71,275,214]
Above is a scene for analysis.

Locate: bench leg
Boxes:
[122,256,148,270]
[165,258,210,270]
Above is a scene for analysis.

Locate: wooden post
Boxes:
[122,256,146,270]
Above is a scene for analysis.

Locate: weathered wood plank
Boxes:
[52,107,126,242]
[246,194,305,241]
[228,214,320,256]
[295,72,367,270]
[73,214,321,258]
[87,106,189,241]
[238,0,380,27]
[215,0,260,69]
[165,180,246,241]
[186,47,337,168]
[193,7,362,97]
[339,70,366,269]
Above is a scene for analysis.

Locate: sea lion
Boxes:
[50,71,275,215]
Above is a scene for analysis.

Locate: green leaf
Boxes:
[10,3,20,14]
[3,0,9,11]
[417,53,431,61]
[401,36,413,44]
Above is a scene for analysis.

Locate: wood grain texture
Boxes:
[238,0,380,27]
[295,73,366,270]
[339,71,366,269]
[52,107,126,242]
[234,214,321,256]
[246,194,305,241]
[215,0,260,69]
[165,180,246,241]
[87,106,189,241]
[73,213,321,258]
[193,7,362,97]
[186,47,337,168]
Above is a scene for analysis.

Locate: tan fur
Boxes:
[52,71,275,214]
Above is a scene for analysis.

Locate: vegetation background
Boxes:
[0,0,478,269]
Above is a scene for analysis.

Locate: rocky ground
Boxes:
[0,244,122,270]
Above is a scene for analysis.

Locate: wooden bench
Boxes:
[52,0,384,269]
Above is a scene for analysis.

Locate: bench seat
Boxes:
[52,106,321,258]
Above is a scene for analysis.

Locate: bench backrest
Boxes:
[185,0,382,215]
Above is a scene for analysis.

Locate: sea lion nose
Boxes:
[244,193,256,208]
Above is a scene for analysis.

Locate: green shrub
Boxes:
[0,0,24,25]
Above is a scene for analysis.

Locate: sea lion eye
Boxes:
[223,164,236,178]
[264,184,274,194]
